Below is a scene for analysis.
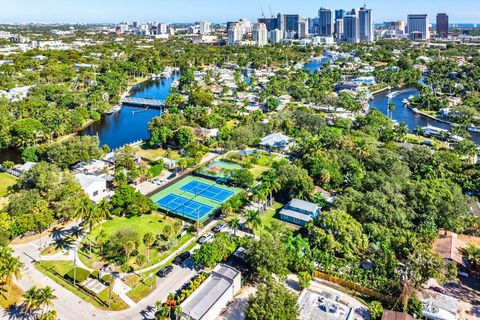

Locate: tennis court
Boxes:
[156,194,213,221]
[180,180,234,203]
[150,176,241,222]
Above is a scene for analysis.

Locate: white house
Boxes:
[181,264,241,320]
[75,173,111,203]
[259,133,291,150]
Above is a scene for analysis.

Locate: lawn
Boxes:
[36,260,128,311]
[79,212,187,270]
[0,173,16,197]
[260,202,284,228]
[249,165,269,180]
[134,144,181,161]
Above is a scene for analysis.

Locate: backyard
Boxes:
[133,144,182,161]
[222,149,278,180]
[0,172,16,197]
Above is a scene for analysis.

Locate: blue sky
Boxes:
[1,0,479,24]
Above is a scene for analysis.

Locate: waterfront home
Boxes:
[334,81,361,92]
[279,198,321,226]
[352,76,377,86]
[181,264,241,320]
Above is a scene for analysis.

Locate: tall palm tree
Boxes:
[229,217,240,237]
[143,232,156,262]
[38,310,57,320]
[37,286,56,317]
[388,102,396,120]
[75,197,99,257]
[245,210,262,235]
[95,199,112,225]
[0,249,23,301]
[22,286,40,315]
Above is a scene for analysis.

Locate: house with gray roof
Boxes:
[181,264,241,320]
[259,133,291,150]
[280,198,321,226]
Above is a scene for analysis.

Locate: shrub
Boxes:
[65,267,90,283]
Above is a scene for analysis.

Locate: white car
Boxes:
[198,232,214,244]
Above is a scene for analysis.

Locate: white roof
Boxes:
[280,209,314,223]
[17,162,37,172]
[260,133,290,147]
[75,173,106,189]
[181,264,240,320]
[289,198,320,213]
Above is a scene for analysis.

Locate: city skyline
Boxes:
[1,0,480,24]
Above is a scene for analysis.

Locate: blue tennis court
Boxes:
[156,194,213,221]
[180,180,234,203]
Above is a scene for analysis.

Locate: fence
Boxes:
[314,271,396,304]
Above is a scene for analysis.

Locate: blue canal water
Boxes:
[81,74,179,149]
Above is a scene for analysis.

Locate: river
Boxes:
[81,74,180,150]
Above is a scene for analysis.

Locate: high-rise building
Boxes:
[258,18,278,31]
[335,18,344,39]
[407,14,430,40]
[285,14,300,38]
[198,21,210,34]
[335,9,346,20]
[318,7,334,36]
[298,18,309,39]
[359,6,374,42]
[158,23,168,35]
[253,23,268,46]
[277,13,286,34]
[343,10,359,43]
[436,13,449,37]
[268,29,283,43]
[227,23,244,45]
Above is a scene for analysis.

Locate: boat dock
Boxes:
[120,97,166,108]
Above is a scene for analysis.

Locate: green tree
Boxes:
[369,301,384,320]
[143,232,156,262]
[245,279,298,320]
[246,231,289,280]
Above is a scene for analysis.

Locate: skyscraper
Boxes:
[335,18,344,39]
[258,18,278,31]
[285,14,299,38]
[298,18,309,39]
[436,13,449,38]
[227,23,243,45]
[253,23,268,46]
[318,7,334,36]
[335,9,346,20]
[343,10,359,43]
[198,21,210,35]
[407,14,430,40]
[359,6,374,42]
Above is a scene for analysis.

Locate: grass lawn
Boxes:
[36,261,128,311]
[79,212,186,270]
[134,144,182,161]
[249,165,269,180]
[0,173,16,197]
[260,202,284,228]
[150,175,242,222]
[41,243,69,256]
[0,283,23,309]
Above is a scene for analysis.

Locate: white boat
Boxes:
[105,105,121,115]
[412,108,419,114]
[392,120,399,126]
[468,126,480,133]
[386,91,400,99]
[408,95,415,100]
[160,67,173,78]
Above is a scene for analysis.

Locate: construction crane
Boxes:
[269,5,274,18]
[260,6,265,19]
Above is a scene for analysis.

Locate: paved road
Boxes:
[5,223,203,320]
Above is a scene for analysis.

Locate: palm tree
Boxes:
[461,245,480,271]
[123,241,136,262]
[173,305,183,320]
[75,197,99,257]
[22,286,40,315]
[95,199,112,225]
[388,102,396,120]
[229,217,240,237]
[38,310,57,320]
[245,210,262,235]
[143,232,156,262]
[221,202,233,216]
[37,286,56,317]
[0,248,23,301]
[154,300,163,312]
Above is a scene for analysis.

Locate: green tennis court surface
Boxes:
[151,176,240,222]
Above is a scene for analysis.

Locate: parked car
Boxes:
[157,265,173,277]
[198,232,214,244]
[213,223,228,233]
[173,251,191,265]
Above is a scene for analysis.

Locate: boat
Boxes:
[105,105,121,115]
[160,67,173,78]
[468,126,480,133]
[386,91,400,99]
[412,108,419,114]
[408,95,415,100]
[402,99,410,106]
[392,120,399,127]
